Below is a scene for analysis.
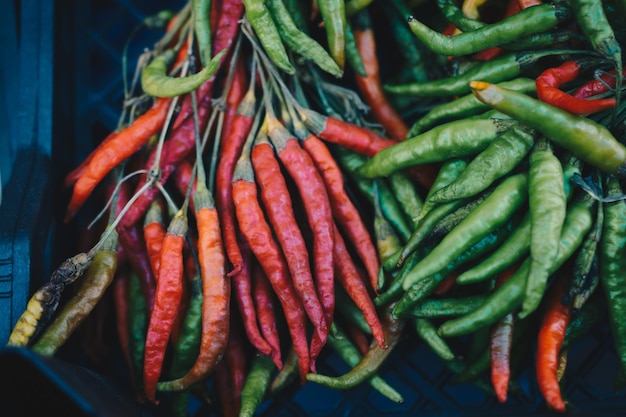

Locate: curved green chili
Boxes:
[385,50,585,98]
[388,171,424,229]
[392,218,516,318]
[414,318,456,361]
[344,21,366,77]
[266,0,343,78]
[239,354,275,417]
[141,48,227,98]
[416,158,469,224]
[193,0,212,67]
[328,323,404,403]
[439,195,595,338]
[409,295,489,319]
[306,308,405,389]
[402,173,528,290]
[357,118,514,179]
[408,2,571,57]
[520,138,567,319]
[429,126,535,204]
[599,177,626,380]
[243,0,295,74]
[317,0,347,70]
[408,78,537,137]
[471,81,626,177]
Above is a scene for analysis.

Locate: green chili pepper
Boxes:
[167,276,203,378]
[374,187,403,284]
[408,2,571,57]
[375,248,428,308]
[268,349,299,397]
[569,194,603,310]
[239,354,275,417]
[409,295,489,319]
[572,0,622,72]
[385,50,584,98]
[520,138,568,319]
[32,231,118,356]
[128,272,148,393]
[306,309,405,389]
[283,0,309,31]
[416,158,469,224]
[408,78,537,137]
[357,118,514,179]
[193,0,212,67]
[335,286,373,336]
[398,199,469,268]
[345,20,367,77]
[267,0,343,78]
[402,173,527,291]
[471,81,626,177]
[456,154,583,285]
[599,177,626,381]
[243,0,296,74]
[428,126,535,204]
[562,293,604,350]
[141,48,227,98]
[453,329,491,383]
[327,323,404,403]
[414,318,456,362]
[439,195,595,338]
[456,212,531,285]
[345,0,373,17]
[425,190,494,245]
[436,0,483,32]
[376,179,413,242]
[334,147,412,242]
[388,171,424,229]
[392,218,516,318]
[317,0,347,70]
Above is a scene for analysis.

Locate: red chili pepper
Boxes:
[158,181,231,392]
[233,233,274,357]
[215,73,256,277]
[64,97,172,222]
[252,261,283,369]
[536,268,572,412]
[572,68,626,99]
[172,160,197,212]
[215,359,238,417]
[267,118,335,364]
[345,320,370,356]
[113,268,137,388]
[143,200,166,278]
[232,130,310,380]
[143,209,188,402]
[65,131,117,188]
[302,134,380,291]
[517,0,542,9]
[224,316,249,416]
[353,17,409,141]
[252,132,328,355]
[112,182,157,312]
[333,225,386,349]
[536,61,616,115]
[221,57,248,152]
[490,263,519,403]
[433,272,458,296]
[298,107,398,157]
